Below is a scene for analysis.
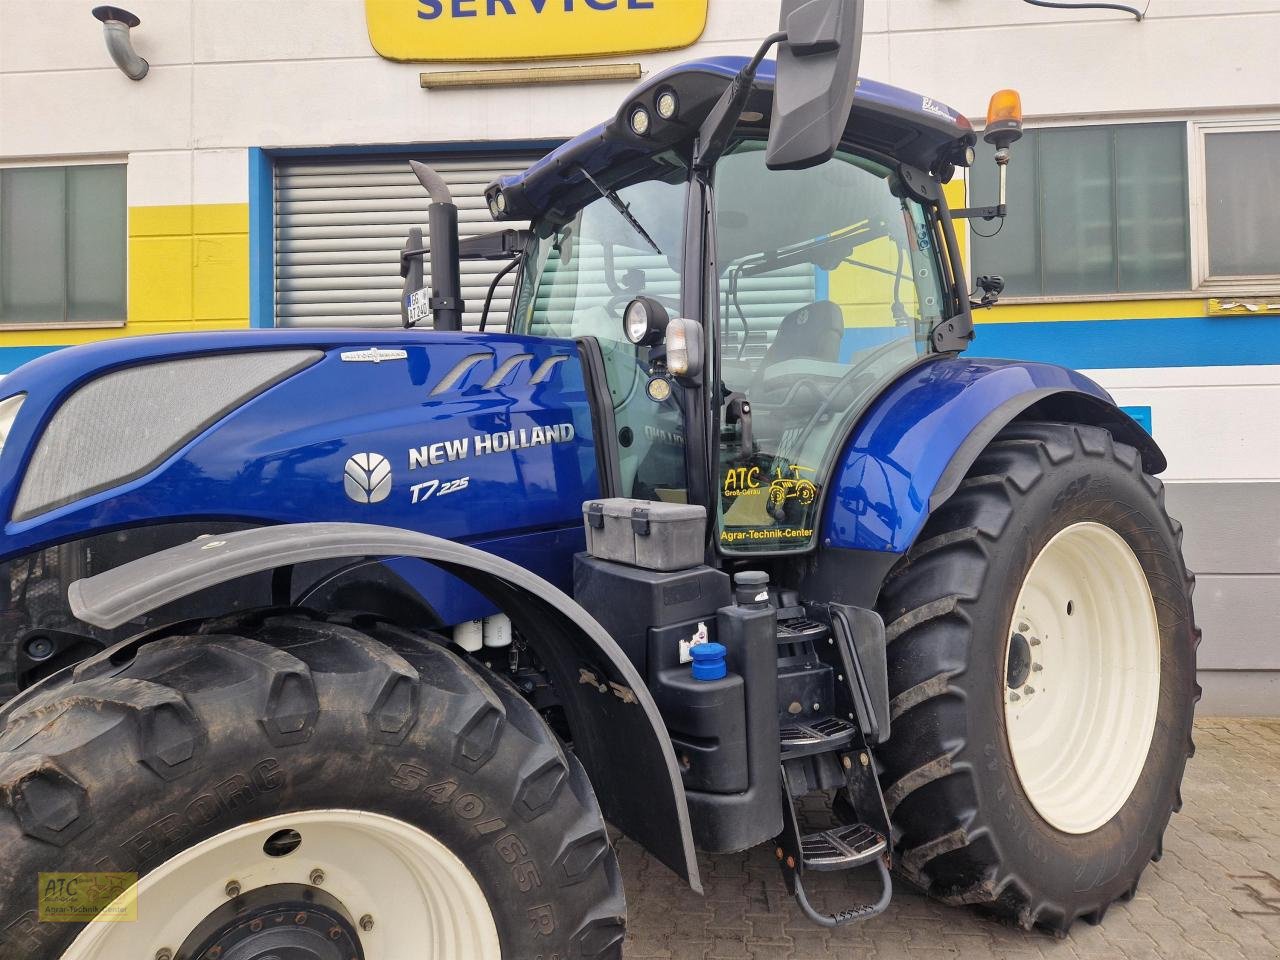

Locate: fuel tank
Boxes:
[0,329,601,606]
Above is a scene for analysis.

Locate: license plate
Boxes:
[406,288,431,324]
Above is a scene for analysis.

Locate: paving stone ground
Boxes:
[616,718,1280,959]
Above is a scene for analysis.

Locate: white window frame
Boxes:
[0,156,129,331]
[1190,118,1280,295]
[966,116,1197,305]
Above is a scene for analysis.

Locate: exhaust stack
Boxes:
[410,161,465,332]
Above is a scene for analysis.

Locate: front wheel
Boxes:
[0,612,625,959]
[875,421,1198,933]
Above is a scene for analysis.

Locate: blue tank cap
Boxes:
[690,642,727,682]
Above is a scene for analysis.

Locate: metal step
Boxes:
[799,822,887,872]
[779,715,858,758]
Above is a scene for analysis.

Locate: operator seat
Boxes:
[753,299,844,384]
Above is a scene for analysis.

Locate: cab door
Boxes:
[710,141,950,555]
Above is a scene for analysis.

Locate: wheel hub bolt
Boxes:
[224,880,241,898]
[310,868,325,885]
[360,914,375,932]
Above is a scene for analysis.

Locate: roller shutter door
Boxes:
[273,152,545,330]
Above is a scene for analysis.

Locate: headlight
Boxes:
[655,89,678,120]
[0,393,25,456]
[629,105,651,137]
[665,317,703,379]
[623,296,669,346]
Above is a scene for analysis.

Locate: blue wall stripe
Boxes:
[248,147,275,329]
[970,315,1280,369]
[0,346,62,375]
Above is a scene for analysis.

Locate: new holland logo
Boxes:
[344,453,392,504]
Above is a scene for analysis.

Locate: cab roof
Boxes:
[488,56,975,223]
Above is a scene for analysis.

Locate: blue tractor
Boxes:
[0,2,1197,957]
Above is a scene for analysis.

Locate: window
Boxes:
[1199,125,1280,283]
[514,163,690,501]
[970,124,1190,298]
[0,163,126,326]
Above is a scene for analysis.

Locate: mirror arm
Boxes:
[693,30,788,171]
[951,203,1006,221]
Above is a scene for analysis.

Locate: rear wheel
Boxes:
[875,421,1199,932]
[0,611,625,959]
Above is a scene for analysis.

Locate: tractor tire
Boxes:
[875,421,1199,934]
[0,611,625,959]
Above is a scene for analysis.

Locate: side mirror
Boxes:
[766,0,865,171]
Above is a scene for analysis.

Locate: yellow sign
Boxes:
[365,0,710,62]
[38,873,138,923]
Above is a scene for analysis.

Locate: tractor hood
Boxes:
[0,330,599,568]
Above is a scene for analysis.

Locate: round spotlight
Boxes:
[623,296,669,346]
[646,376,673,402]
[629,105,651,137]
[656,89,678,121]
[488,196,501,219]
[964,145,976,166]
[495,191,507,214]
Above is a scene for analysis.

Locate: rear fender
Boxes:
[822,357,1164,554]
[65,522,701,892]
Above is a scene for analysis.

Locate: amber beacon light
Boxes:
[984,89,1024,148]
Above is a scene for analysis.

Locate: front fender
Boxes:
[66,521,702,892]
[822,356,1164,554]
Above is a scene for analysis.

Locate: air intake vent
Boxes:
[13,350,321,522]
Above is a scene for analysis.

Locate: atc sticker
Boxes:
[38,872,137,922]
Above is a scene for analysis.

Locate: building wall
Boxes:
[2,0,1278,711]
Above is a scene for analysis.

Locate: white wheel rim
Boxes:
[60,809,501,960]
[1003,521,1161,834]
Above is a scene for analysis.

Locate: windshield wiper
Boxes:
[578,166,662,255]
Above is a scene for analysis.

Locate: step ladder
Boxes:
[772,609,893,927]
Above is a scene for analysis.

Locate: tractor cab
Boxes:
[405,33,1013,560]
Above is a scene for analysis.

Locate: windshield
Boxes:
[513,159,690,501]
[714,141,946,554]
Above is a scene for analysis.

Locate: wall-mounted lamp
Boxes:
[91,6,149,81]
